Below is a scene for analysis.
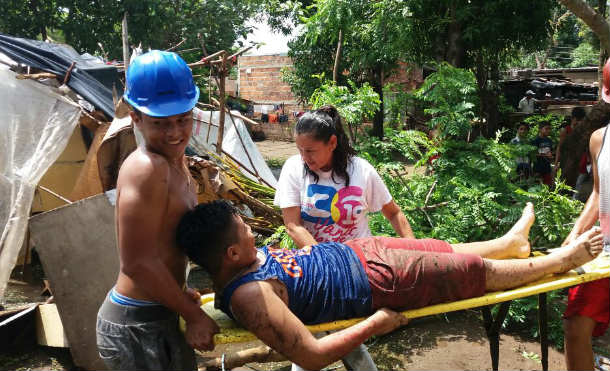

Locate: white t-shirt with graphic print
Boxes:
[274,155,392,243]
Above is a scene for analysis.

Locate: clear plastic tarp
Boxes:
[0,66,81,301]
[190,108,277,188]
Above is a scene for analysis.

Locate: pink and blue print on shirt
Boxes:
[301,184,365,242]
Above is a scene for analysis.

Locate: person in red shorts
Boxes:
[560,58,610,371]
[177,200,603,371]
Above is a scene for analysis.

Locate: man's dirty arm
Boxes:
[231,281,408,370]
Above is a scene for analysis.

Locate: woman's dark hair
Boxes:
[295,105,356,186]
[176,200,239,276]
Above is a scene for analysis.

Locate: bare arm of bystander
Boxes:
[562,128,604,246]
[381,201,415,239]
[282,206,318,248]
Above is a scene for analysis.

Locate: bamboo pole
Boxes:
[216,55,227,154]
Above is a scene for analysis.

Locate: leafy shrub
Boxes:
[309,77,381,137]
[415,63,478,139]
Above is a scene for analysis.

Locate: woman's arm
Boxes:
[282,206,318,248]
[381,201,415,239]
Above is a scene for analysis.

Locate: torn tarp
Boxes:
[0,33,116,119]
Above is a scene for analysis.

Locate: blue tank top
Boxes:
[217,242,372,325]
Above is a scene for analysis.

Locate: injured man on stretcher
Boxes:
[176,200,603,371]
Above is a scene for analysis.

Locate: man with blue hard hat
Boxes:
[96,50,218,370]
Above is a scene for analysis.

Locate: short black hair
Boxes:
[539,122,552,129]
[176,200,239,275]
[517,122,529,130]
[572,107,586,120]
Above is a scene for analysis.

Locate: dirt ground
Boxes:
[3,266,609,371]
[255,139,299,163]
[2,140,609,370]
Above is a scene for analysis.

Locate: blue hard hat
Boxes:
[124,50,199,117]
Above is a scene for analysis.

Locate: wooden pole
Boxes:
[121,12,129,76]
[216,55,227,154]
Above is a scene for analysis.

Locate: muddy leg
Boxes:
[451,203,534,259]
[483,227,603,291]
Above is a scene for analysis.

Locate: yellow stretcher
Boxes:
[189,255,609,370]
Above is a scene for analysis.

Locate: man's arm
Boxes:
[282,206,318,248]
[231,281,408,370]
[117,156,218,349]
[381,201,415,238]
[562,128,604,245]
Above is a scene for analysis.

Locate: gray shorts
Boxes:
[96,294,196,370]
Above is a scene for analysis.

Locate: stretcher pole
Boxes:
[481,301,512,371]
[538,293,549,371]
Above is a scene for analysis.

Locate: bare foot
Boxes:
[504,202,535,258]
[554,227,604,273]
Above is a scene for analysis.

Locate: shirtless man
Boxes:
[96,50,218,370]
[177,200,603,371]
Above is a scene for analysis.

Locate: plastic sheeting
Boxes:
[0,33,116,119]
[0,66,81,301]
[191,108,277,188]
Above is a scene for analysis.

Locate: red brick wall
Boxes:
[238,55,304,118]
[239,55,298,103]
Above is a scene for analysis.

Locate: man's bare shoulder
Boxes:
[118,149,171,187]
[230,281,281,319]
[590,127,606,155]
[232,281,273,306]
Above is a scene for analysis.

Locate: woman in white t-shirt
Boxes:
[274,105,414,247]
[274,106,414,371]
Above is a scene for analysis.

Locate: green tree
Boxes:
[403,0,554,137]
[284,0,554,138]
[285,0,410,138]
[0,0,263,60]
[0,0,62,41]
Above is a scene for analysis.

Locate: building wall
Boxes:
[238,54,303,139]
[238,55,301,109]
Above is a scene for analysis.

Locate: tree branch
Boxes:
[558,0,610,53]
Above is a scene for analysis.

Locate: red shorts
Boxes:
[345,237,486,311]
[563,278,609,337]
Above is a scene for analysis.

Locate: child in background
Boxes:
[531,122,554,186]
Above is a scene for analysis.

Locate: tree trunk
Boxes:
[558,0,610,53]
[599,0,608,100]
[446,4,465,68]
[474,60,501,138]
[333,29,343,83]
[371,66,384,139]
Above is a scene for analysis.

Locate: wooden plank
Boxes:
[36,303,69,348]
[30,194,118,370]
